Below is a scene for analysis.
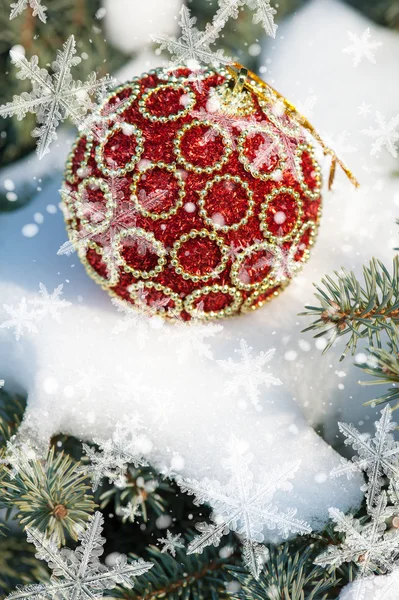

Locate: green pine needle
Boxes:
[301,257,399,360]
[0,446,96,545]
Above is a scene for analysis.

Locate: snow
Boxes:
[2,0,399,546]
[9,0,47,22]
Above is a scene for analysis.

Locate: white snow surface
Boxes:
[1,0,399,542]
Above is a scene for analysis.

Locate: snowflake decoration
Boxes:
[158,530,185,557]
[217,339,282,411]
[30,282,72,322]
[151,5,230,69]
[117,502,142,524]
[362,112,399,158]
[80,416,151,491]
[190,98,256,149]
[179,435,310,578]
[358,102,372,118]
[342,28,382,67]
[0,284,71,340]
[59,171,167,283]
[0,379,4,389]
[241,0,277,37]
[316,493,399,580]
[110,296,164,348]
[9,0,47,22]
[161,318,223,364]
[5,511,152,600]
[331,406,399,508]
[0,35,113,158]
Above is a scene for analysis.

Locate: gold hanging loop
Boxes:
[227,62,360,190]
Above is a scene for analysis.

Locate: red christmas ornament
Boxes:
[62,65,325,321]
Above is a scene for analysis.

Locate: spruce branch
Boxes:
[358,345,399,409]
[301,257,399,360]
[111,538,236,599]
[0,446,96,545]
[228,542,341,599]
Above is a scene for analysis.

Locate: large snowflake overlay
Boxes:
[161,318,223,364]
[151,5,230,69]
[9,0,47,22]
[362,112,399,158]
[178,435,311,578]
[342,28,382,67]
[316,493,399,580]
[0,283,71,340]
[0,36,113,158]
[6,511,152,600]
[217,338,282,411]
[242,0,277,38]
[80,416,151,491]
[318,406,399,599]
[158,530,185,557]
[331,406,399,508]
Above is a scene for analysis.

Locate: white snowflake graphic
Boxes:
[0,297,39,341]
[80,416,151,491]
[0,36,113,158]
[152,5,230,69]
[178,435,311,578]
[110,297,164,348]
[241,0,277,37]
[331,406,399,508]
[5,511,152,600]
[362,112,399,158]
[342,28,382,67]
[358,102,372,118]
[0,284,70,341]
[316,493,399,580]
[0,379,4,389]
[9,0,47,21]
[117,502,142,524]
[30,283,72,322]
[161,318,223,364]
[217,339,282,411]
[158,530,185,557]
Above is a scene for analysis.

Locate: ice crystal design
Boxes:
[111,297,164,348]
[0,284,71,340]
[241,0,277,37]
[178,435,311,578]
[80,416,151,491]
[158,530,185,557]
[30,283,72,322]
[117,502,142,524]
[331,406,399,508]
[358,102,372,118]
[317,406,399,600]
[190,100,256,149]
[316,493,399,580]
[161,318,223,364]
[0,36,113,158]
[9,0,47,21]
[362,112,399,158]
[217,339,282,411]
[0,379,4,388]
[342,28,382,67]
[59,173,166,282]
[151,5,230,69]
[5,511,152,600]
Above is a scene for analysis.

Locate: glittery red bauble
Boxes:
[62,66,322,321]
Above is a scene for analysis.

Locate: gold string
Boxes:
[227,62,360,190]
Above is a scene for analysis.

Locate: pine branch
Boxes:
[0,446,96,545]
[227,542,343,599]
[301,257,399,360]
[358,345,399,408]
[111,538,236,599]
